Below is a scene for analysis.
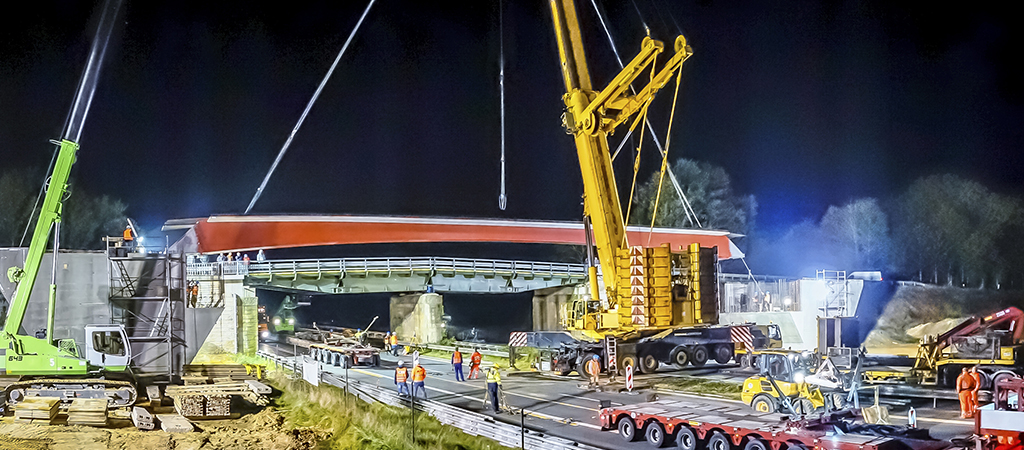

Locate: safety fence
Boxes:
[188,257,587,280]
[256,350,605,450]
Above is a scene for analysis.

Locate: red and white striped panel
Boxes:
[509,332,528,347]
[730,326,755,350]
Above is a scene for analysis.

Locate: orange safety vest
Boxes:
[413,365,426,382]
[585,359,600,375]
[390,334,398,345]
[123,228,133,241]
[471,352,482,366]
[395,367,409,383]
[452,351,462,364]
[957,372,976,391]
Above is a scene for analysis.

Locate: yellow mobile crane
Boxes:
[542,0,780,376]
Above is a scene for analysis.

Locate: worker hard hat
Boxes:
[592,354,599,360]
[398,360,405,367]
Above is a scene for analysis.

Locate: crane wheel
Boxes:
[639,354,659,374]
[690,345,709,367]
[714,345,733,364]
[671,347,690,368]
[620,354,638,373]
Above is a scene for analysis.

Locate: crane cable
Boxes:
[621,64,658,248]
[589,0,701,229]
[497,0,507,210]
[647,58,684,246]
[244,0,376,215]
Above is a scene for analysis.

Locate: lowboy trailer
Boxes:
[599,398,951,450]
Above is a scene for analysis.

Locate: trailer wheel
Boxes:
[751,394,776,413]
[645,421,668,448]
[675,426,698,450]
[691,345,709,367]
[639,354,659,374]
[671,347,690,368]
[991,371,1015,391]
[786,442,809,450]
[617,416,639,442]
[713,345,733,364]
[708,431,731,450]
[744,437,768,450]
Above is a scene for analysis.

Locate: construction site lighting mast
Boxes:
[549,0,693,337]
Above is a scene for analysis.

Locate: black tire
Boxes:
[675,426,698,450]
[618,416,639,442]
[714,344,733,365]
[751,394,776,413]
[620,354,638,374]
[708,431,731,450]
[787,442,809,450]
[646,421,668,448]
[738,353,751,369]
[639,354,659,374]
[744,438,768,450]
[671,347,690,368]
[691,345,709,367]
[992,372,1015,391]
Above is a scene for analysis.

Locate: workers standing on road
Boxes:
[486,364,502,413]
[395,360,410,396]
[412,362,427,399]
[390,332,399,356]
[452,347,465,382]
[970,366,982,417]
[469,348,483,379]
[585,354,601,388]
[956,367,978,418]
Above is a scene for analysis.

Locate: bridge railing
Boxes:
[188,257,587,279]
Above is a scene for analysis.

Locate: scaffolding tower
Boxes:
[106,238,186,380]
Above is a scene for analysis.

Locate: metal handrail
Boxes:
[190,257,587,279]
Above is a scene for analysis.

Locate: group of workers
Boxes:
[393,346,504,412]
[956,366,984,418]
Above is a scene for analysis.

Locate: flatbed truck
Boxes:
[599,398,951,450]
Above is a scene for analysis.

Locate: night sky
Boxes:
[2,1,1022,238]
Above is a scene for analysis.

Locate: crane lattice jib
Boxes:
[549,0,691,310]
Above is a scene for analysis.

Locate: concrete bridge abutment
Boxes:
[390,292,445,344]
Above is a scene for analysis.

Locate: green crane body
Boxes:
[1,140,127,376]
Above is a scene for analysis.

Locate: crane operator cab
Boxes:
[84,325,131,371]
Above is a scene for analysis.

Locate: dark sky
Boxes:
[2,1,1022,238]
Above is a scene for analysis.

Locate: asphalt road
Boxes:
[261,341,975,449]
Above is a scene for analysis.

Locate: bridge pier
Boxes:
[532,283,588,331]
[390,292,445,344]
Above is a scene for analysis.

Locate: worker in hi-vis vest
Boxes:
[394,360,410,396]
[452,347,465,382]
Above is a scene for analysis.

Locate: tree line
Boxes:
[629,159,1024,289]
[0,169,127,250]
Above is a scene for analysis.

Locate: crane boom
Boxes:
[549,0,694,335]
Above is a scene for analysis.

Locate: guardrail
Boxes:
[407,342,507,359]
[256,349,604,450]
[319,372,604,450]
[189,257,587,279]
